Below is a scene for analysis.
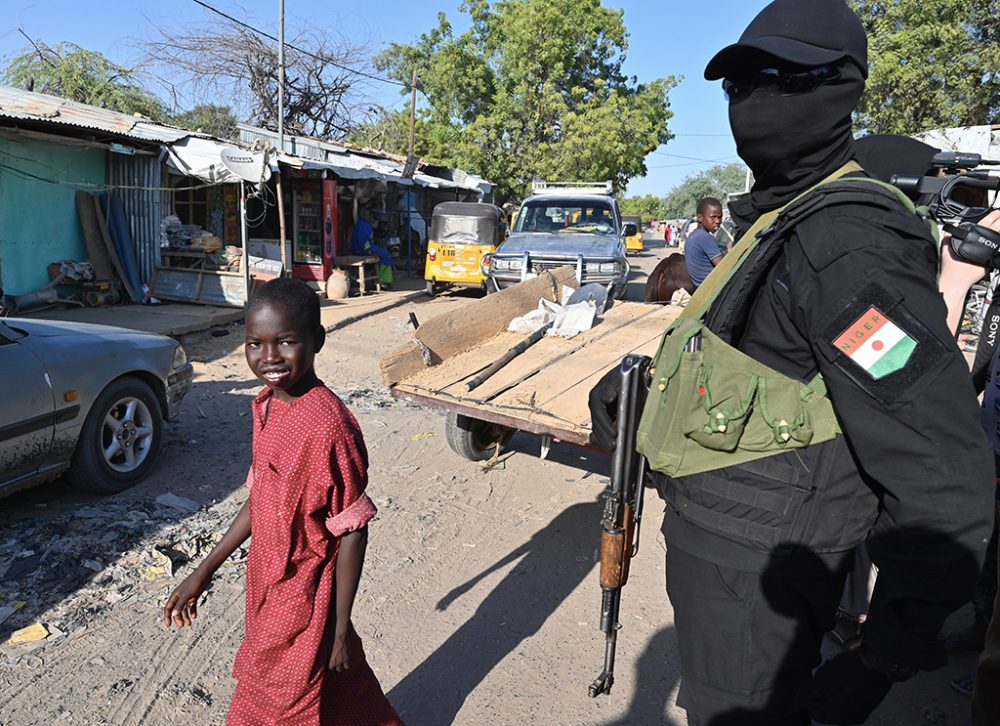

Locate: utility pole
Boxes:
[408,69,417,158]
[405,69,418,278]
[276,0,288,275]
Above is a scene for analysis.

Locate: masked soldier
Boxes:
[589,1,994,723]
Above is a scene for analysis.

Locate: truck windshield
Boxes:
[514,200,616,235]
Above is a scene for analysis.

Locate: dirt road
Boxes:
[0,237,980,725]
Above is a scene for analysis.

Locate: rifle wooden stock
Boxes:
[598,504,635,588]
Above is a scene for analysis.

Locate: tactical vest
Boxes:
[636,163,938,478]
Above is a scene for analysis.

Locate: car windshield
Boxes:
[514,199,616,236]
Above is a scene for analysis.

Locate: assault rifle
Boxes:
[589,354,651,698]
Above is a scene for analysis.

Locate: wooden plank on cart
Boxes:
[380,266,578,385]
[390,302,682,443]
[395,302,661,399]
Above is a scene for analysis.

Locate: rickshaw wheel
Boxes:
[425,280,436,297]
[445,411,515,461]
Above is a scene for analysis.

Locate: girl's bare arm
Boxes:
[328,526,368,671]
[163,500,251,627]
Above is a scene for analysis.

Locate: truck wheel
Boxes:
[445,412,514,461]
[69,376,163,494]
[425,280,436,298]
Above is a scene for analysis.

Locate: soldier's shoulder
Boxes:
[789,198,936,273]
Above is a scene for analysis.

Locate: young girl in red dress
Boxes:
[164,277,403,726]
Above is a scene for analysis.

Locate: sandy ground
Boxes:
[0,235,982,725]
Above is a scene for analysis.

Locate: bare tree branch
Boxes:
[144,18,377,140]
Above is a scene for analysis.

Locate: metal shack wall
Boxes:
[0,137,106,296]
[107,153,165,286]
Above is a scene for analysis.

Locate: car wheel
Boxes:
[425,280,436,298]
[445,411,514,461]
[69,376,163,494]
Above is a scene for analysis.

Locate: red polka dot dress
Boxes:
[227,385,403,726]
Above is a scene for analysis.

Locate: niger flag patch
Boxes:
[833,307,917,379]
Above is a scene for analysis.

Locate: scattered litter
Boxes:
[75,506,113,519]
[0,600,26,625]
[8,622,49,645]
[155,493,201,513]
[0,490,247,662]
[6,553,42,579]
[411,431,436,442]
[150,548,174,578]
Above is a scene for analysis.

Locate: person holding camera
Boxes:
[589,1,995,723]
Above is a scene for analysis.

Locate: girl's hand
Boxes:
[328,629,351,672]
[163,570,211,627]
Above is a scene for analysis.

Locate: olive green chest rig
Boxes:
[636,163,939,477]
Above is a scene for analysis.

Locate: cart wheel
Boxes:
[445,412,514,461]
[425,280,436,298]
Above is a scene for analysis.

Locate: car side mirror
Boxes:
[622,223,638,237]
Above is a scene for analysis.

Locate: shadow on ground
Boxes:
[387,492,607,725]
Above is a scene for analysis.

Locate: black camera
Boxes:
[891,152,1000,267]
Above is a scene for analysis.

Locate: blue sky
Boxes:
[1,0,770,197]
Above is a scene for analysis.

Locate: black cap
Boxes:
[704,0,868,80]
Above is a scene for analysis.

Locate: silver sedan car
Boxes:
[1,318,193,497]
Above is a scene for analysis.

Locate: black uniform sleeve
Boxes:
[788,209,995,671]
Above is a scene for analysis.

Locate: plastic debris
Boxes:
[75,506,113,519]
[155,493,201,513]
[411,431,436,442]
[0,488,248,660]
[0,600,27,625]
[8,623,49,645]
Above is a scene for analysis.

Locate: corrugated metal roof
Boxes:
[237,123,492,194]
[0,85,192,143]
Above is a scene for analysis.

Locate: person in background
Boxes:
[683,197,725,287]
[664,221,675,247]
[350,210,394,289]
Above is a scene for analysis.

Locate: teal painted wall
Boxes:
[0,138,106,295]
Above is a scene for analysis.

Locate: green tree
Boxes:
[376,0,677,202]
[2,41,167,121]
[618,193,666,221]
[662,163,750,220]
[172,104,239,140]
[848,0,1000,134]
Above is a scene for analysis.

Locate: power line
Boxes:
[189,0,410,90]
[647,155,741,169]
[651,151,733,162]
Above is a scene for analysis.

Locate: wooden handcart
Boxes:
[380,267,681,460]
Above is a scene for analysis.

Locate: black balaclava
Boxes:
[728,60,865,213]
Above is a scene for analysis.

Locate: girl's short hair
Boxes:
[249,277,320,332]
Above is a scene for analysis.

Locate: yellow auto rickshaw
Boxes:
[622,215,644,254]
[424,202,504,297]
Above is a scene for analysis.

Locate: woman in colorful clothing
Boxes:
[164,277,403,726]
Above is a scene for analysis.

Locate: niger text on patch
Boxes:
[833,307,917,379]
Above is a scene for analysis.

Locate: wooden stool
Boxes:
[331,255,381,296]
